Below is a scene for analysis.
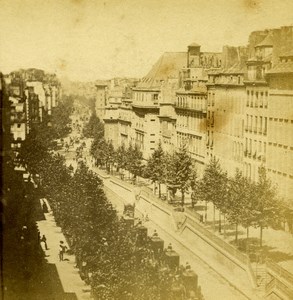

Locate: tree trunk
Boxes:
[260,226,263,248]
[213,204,216,232]
[218,211,222,233]
[181,190,185,207]
[158,183,161,198]
[235,223,238,244]
[205,201,208,223]
[246,227,250,253]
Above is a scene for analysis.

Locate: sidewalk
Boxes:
[92,167,255,300]
[112,168,293,273]
[63,127,293,275]
[37,199,92,300]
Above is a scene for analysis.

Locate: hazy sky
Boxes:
[0,0,292,81]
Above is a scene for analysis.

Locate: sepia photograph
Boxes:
[1,0,293,299]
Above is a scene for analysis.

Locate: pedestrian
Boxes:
[185,262,191,271]
[41,235,48,250]
[42,201,48,213]
[167,243,173,252]
[59,241,67,261]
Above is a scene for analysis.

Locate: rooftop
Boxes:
[221,62,246,74]
[138,52,187,89]
[255,33,273,48]
[188,42,201,47]
[266,61,293,74]
[279,50,293,58]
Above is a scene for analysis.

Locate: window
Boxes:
[259,117,263,134]
[264,117,267,135]
[17,123,21,128]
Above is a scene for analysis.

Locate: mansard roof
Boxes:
[138,52,186,88]
[256,33,273,48]
[266,61,293,74]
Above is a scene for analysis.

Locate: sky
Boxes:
[0,0,292,81]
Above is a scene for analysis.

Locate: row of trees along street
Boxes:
[1,94,78,298]
[18,99,203,300]
[86,112,290,250]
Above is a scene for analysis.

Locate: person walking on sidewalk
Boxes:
[41,234,48,250]
[59,241,67,261]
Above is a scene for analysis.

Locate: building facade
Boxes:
[95,81,108,120]
[102,25,293,206]
[4,69,61,153]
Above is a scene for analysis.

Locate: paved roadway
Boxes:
[64,111,251,300]
[101,173,250,300]
[64,158,249,300]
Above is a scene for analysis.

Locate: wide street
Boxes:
[61,111,252,300]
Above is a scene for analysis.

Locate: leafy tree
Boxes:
[166,144,193,206]
[91,138,108,166]
[105,140,115,173]
[226,169,254,243]
[114,144,127,176]
[51,95,73,138]
[144,142,165,197]
[126,144,144,182]
[83,112,104,139]
[190,168,199,208]
[198,157,228,231]
[252,166,281,247]
[17,128,51,175]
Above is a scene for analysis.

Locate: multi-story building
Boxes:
[176,43,221,173]
[4,69,61,152]
[102,25,293,206]
[8,76,27,150]
[0,73,13,158]
[95,81,109,120]
[243,33,272,181]
[158,82,178,153]
[131,52,186,159]
[265,50,293,203]
[104,80,124,148]
[102,78,138,149]
[207,46,247,176]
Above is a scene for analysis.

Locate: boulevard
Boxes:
[59,107,253,300]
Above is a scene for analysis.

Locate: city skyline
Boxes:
[1,0,293,81]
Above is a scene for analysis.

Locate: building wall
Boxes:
[208,84,246,177]
[104,119,119,149]
[131,89,161,159]
[95,85,107,120]
[243,85,269,181]
[102,28,293,205]
[175,92,207,172]
[267,88,293,201]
